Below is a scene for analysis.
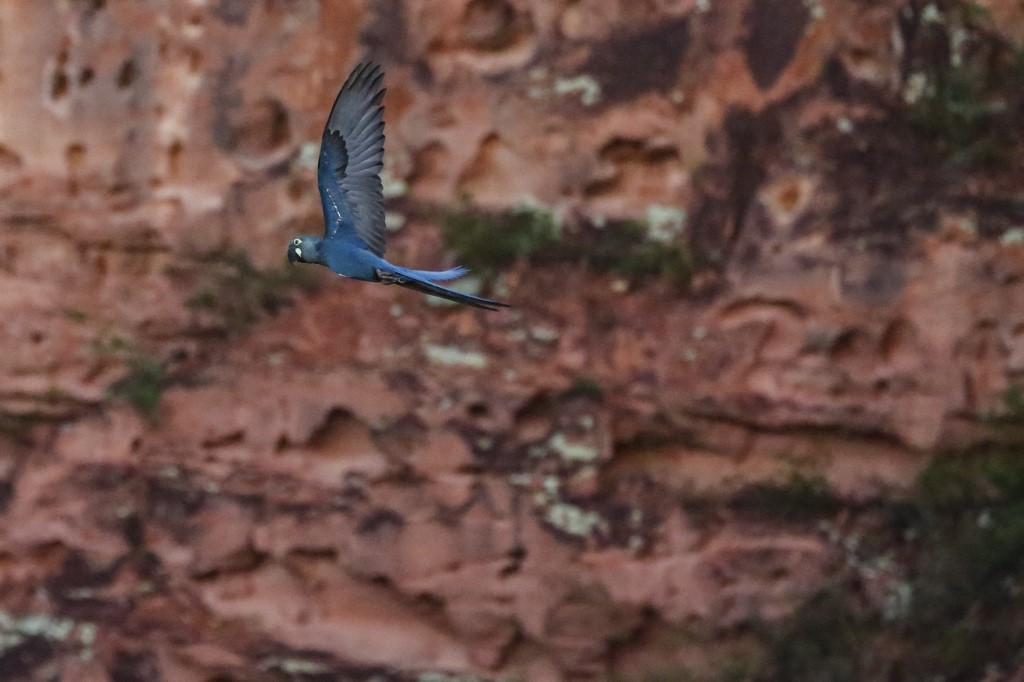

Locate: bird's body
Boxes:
[288,62,507,311]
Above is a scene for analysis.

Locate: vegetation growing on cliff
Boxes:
[182,249,318,333]
[441,201,694,286]
[96,338,166,422]
[441,200,561,276]
[750,443,1024,681]
[613,431,1024,682]
[903,0,1024,166]
[730,472,843,523]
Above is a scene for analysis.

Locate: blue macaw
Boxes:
[287,62,507,311]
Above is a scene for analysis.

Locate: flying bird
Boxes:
[287,62,508,311]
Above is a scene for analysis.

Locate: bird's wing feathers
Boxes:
[318,62,387,256]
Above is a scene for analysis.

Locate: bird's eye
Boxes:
[292,238,301,246]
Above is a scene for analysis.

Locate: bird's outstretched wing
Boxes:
[318,62,387,256]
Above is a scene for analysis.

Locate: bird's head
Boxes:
[287,236,320,264]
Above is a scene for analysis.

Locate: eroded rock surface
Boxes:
[1,0,1024,679]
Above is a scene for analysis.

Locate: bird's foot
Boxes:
[375,268,403,285]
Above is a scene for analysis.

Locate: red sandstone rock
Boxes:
[0,0,1023,679]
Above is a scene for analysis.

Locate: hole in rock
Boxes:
[116,60,136,89]
[51,71,70,100]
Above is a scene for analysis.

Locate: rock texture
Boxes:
[1,0,1024,680]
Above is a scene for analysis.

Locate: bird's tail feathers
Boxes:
[395,274,507,311]
[398,265,469,282]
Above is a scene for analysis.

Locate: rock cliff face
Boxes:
[1,0,1024,679]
